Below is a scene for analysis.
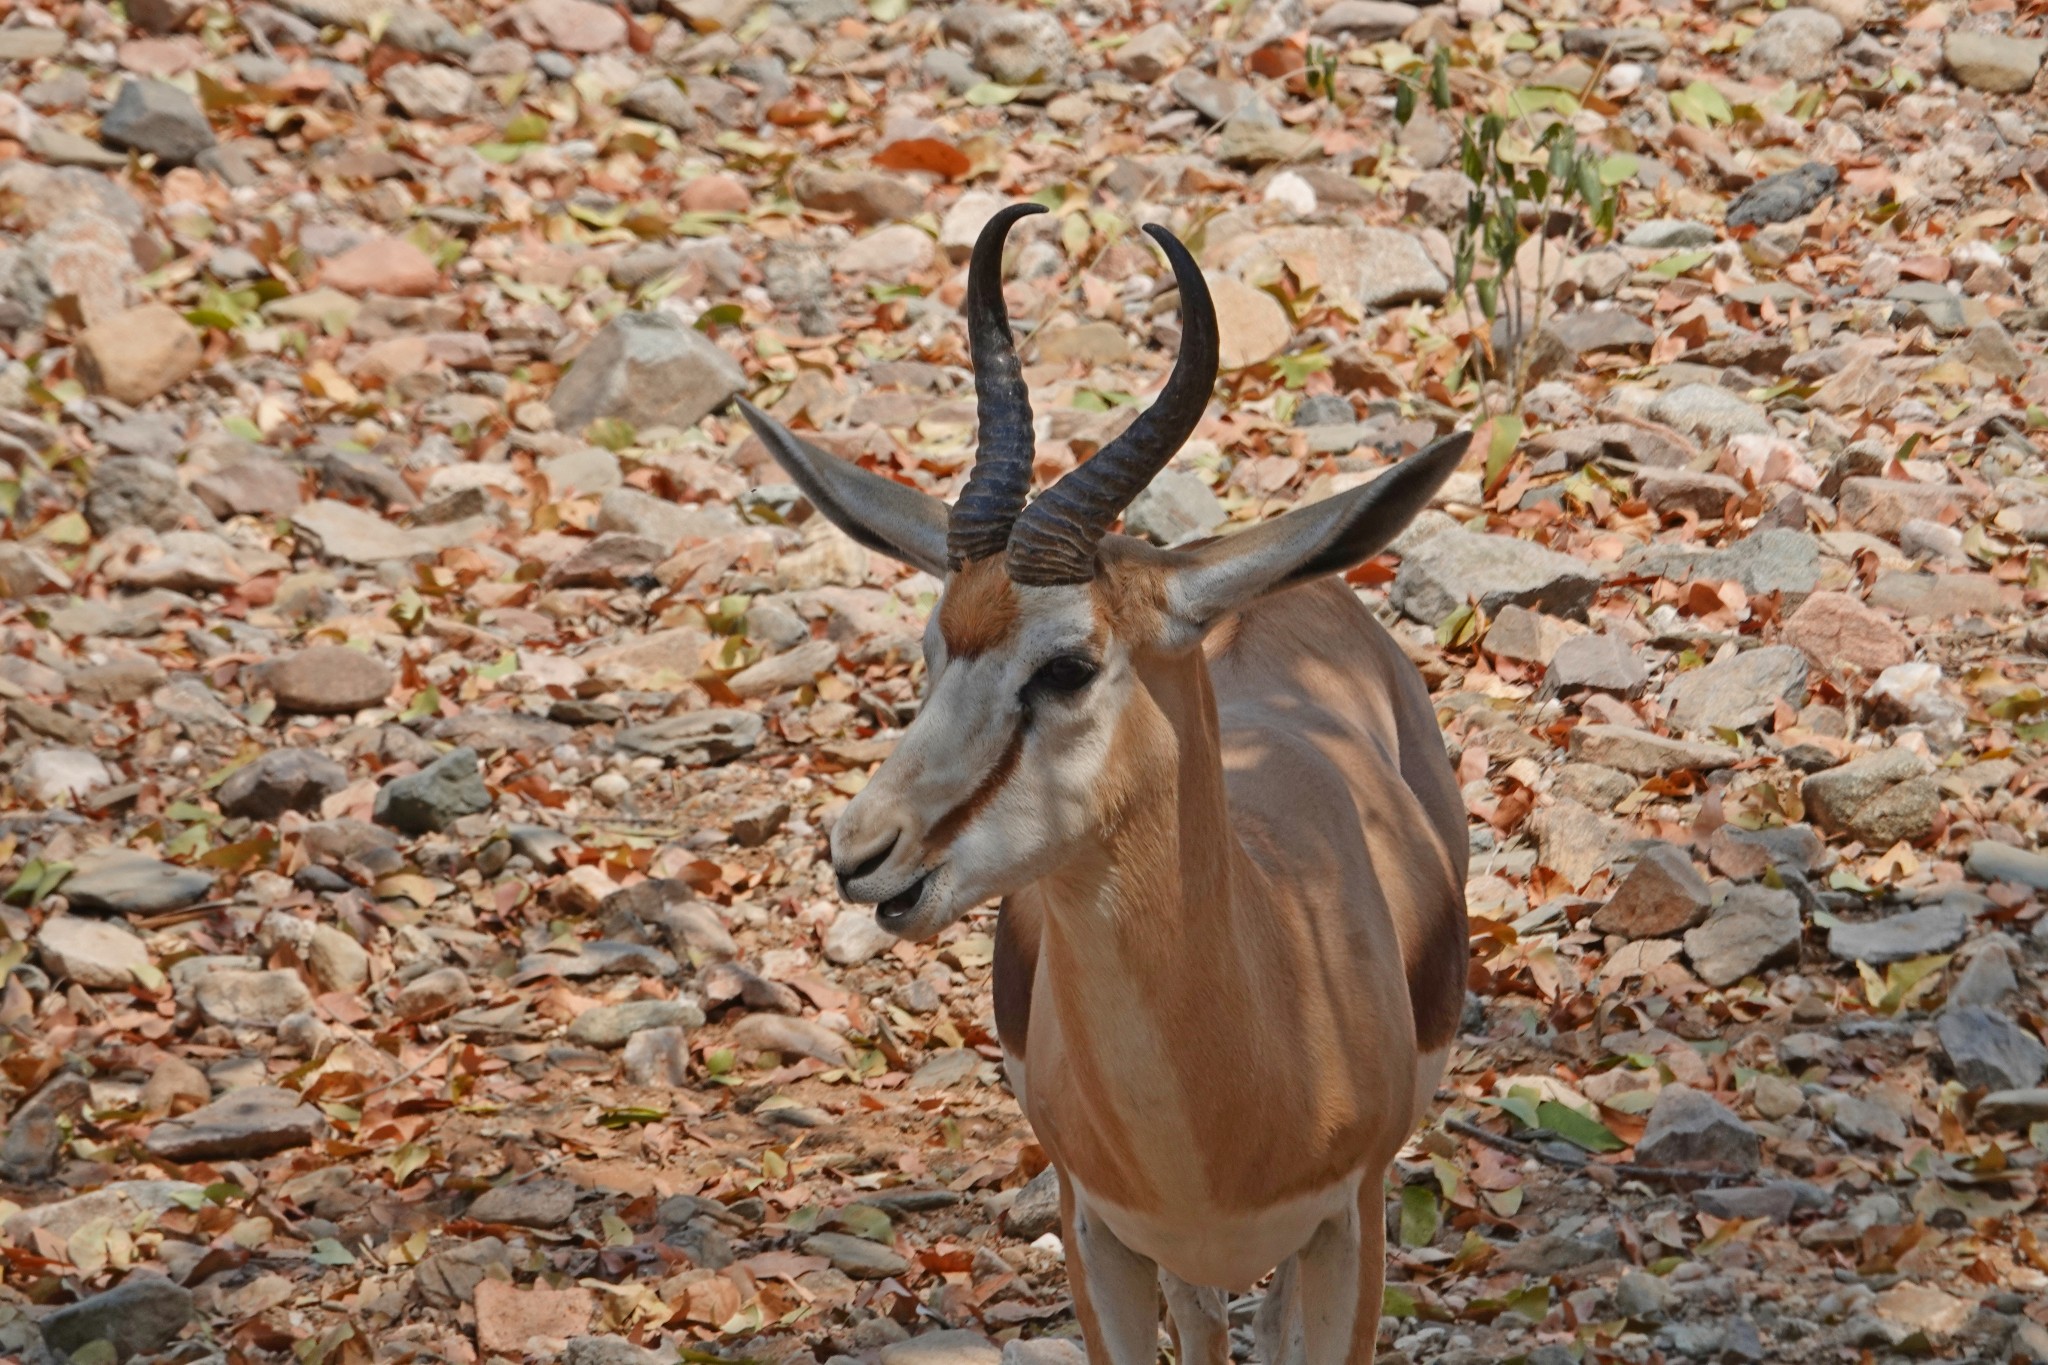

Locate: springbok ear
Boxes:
[1163,431,1471,631]
[736,397,951,579]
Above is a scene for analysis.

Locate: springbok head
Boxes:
[738,204,1470,938]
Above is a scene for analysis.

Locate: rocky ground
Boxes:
[0,0,2047,1360]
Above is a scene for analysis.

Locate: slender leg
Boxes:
[1344,1172,1390,1365]
[1063,1184,1163,1365]
[1162,1273,1230,1365]
[1252,1256,1301,1365]
[1295,1198,1363,1365]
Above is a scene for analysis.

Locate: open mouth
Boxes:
[876,871,931,923]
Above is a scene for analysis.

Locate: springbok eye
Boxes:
[1028,654,1098,697]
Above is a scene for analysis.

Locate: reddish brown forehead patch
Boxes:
[938,557,1020,658]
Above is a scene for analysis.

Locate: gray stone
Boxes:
[144,1085,327,1161]
[565,998,704,1048]
[308,924,370,994]
[548,310,746,439]
[84,455,193,534]
[1726,163,1841,228]
[266,645,395,715]
[393,966,474,1021]
[36,915,151,988]
[217,748,348,821]
[566,1337,665,1365]
[292,499,494,565]
[1826,903,1968,965]
[1636,1084,1761,1172]
[1623,219,1716,249]
[1646,384,1775,443]
[1664,646,1809,735]
[1640,469,1745,520]
[1626,528,1822,600]
[1567,724,1741,776]
[18,747,114,805]
[1742,8,1843,77]
[1391,529,1601,625]
[1124,469,1226,546]
[1938,1008,2048,1091]
[824,905,898,966]
[2,1181,203,1245]
[1613,1268,1673,1318]
[63,850,212,914]
[382,61,475,118]
[622,1025,692,1085]
[0,1072,87,1181]
[731,1013,852,1066]
[514,940,678,982]
[1945,29,2045,93]
[1546,633,1647,696]
[1826,1092,1907,1144]
[101,78,216,165]
[1531,798,1616,889]
[621,77,696,131]
[40,1272,194,1361]
[1210,224,1447,311]
[971,9,1069,84]
[1966,839,2048,890]
[1590,843,1711,938]
[1312,0,1420,40]
[1003,1165,1061,1238]
[373,746,492,833]
[196,967,314,1028]
[615,710,764,764]
[596,486,739,546]
[1801,748,1930,835]
[803,1229,911,1280]
[1683,885,1802,987]
[470,1178,579,1228]
[1483,604,1585,666]
[1974,1089,2048,1128]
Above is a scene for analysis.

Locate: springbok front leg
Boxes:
[1296,1193,1365,1365]
[1345,1174,1391,1365]
[1161,1272,1230,1365]
[1063,1181,1163,1365]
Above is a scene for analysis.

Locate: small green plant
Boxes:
[1396,49,1626,408]
[1303,42,1340,101]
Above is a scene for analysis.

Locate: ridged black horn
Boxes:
[947,202,1049,569]
[1004,224,1218,587]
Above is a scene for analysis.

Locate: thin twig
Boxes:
[1442,1116,1746,1187]
[354,1036,458,1099]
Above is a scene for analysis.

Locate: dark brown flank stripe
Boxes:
[928,725,1024,850]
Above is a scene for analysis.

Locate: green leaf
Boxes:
[1599,153,1640,186]
[1430,47,1451,109]
[1395,75,1416,125]
[834,1202,895,1242]
[1435,603,1477,649]
[502,111,551,143]
[1383,1284,1419,1318]
[1648,249,1714,279]
[478,651,518,682]
[1536,1099,1625,1152]
[1399,1183,1440,1247]
[399,685,440,723]
[310,1238,356,1266]
[868,0,908,18]
[1486,1093,1541,1129]
[586,416,636,451]
[598,1106,668,1128]
[964,81,1019,106]
[1670,80,1732,128]
[1484,412,1523,491]
[1505,1282,1552,1322]
[472,142,526,164]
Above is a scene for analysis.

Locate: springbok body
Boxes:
[739,203,1469,1365]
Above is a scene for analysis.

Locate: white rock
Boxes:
[17,747,113,805]
[823,906,897,966]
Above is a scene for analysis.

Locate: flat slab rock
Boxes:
[1826,902,1969,966]
[1390,529,1601,626]
[1683,885,1801,987]
[61,849,213,915]
[1635,1085,1761,1173]
[144,1085,328,1162]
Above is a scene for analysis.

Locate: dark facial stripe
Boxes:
[928,724,1024,851]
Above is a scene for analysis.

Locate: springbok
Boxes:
[737,203,1470,1365]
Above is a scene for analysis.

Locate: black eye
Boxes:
[1028,655,1098,696]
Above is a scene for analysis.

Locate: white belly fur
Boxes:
[1071,1168,1366,1293]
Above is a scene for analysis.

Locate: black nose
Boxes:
[839,832,899,891]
